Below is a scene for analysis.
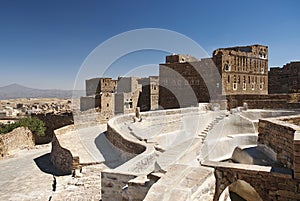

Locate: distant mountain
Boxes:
[0,84,84,100]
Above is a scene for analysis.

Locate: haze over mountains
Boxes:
[0,84,84,100]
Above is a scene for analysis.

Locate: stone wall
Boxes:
[159,59,221,109]
[137,76,159,111]
[202,161,300,201]
[80,95,100,111]
[213,44,269,96]
[294,132,300,179]
[73,110,109,128]
[103,107,220,200]
[32,112,73,144]
[258,117,300,170]
[0,127,34,159]
[101,170,136,201]
[106,121,146,154]
[50,134,73,174]
[227,93,300,109]
[101,169,159,201]
[269,62,300,94]
[85,77,117,96]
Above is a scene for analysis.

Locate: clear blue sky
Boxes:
[0,0,299,89]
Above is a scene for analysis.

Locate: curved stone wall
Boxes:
[106,121,146,154]
[102,107,225,200]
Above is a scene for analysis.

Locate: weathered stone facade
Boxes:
[80,95,100,111]
[137,76,159,111]
[159,56,221,109]
[269,61,300,94]
[115,77,142,114]
[213,44,268,95]
[159,44,268,109]
[258,115,300,179]
[85,77,117,96]
[80,78,116,123]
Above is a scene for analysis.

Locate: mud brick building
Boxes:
[159,44,269,109]
[269,61,300,94]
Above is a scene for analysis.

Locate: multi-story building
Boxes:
[137,76,159,111]
[114,77,142,114]
[213,44,268,95]
[269,62,300,94]
[159,44,269,109]
[80,78,117,121]
[81,76,160,117]
[85,77,117,96]
[159,55,219,109]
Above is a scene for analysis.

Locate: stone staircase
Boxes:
[143,113,228,200]
[197,113,228,144]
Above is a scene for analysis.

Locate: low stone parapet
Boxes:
[258,115,300,175]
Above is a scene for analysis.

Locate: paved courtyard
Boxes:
[0,125,111,201]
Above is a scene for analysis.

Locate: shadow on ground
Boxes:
[95,132,135,169]
[34,153,70,176]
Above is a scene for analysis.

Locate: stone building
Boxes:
[114,77,142,114]
[269,61,300,94]
[85,77,117,96]
[159,44,268,109]
[213,44,268,95]
[137,76,159,111]
[81,76,160,116]
[80,78,117,121]
[159,55,220,109]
